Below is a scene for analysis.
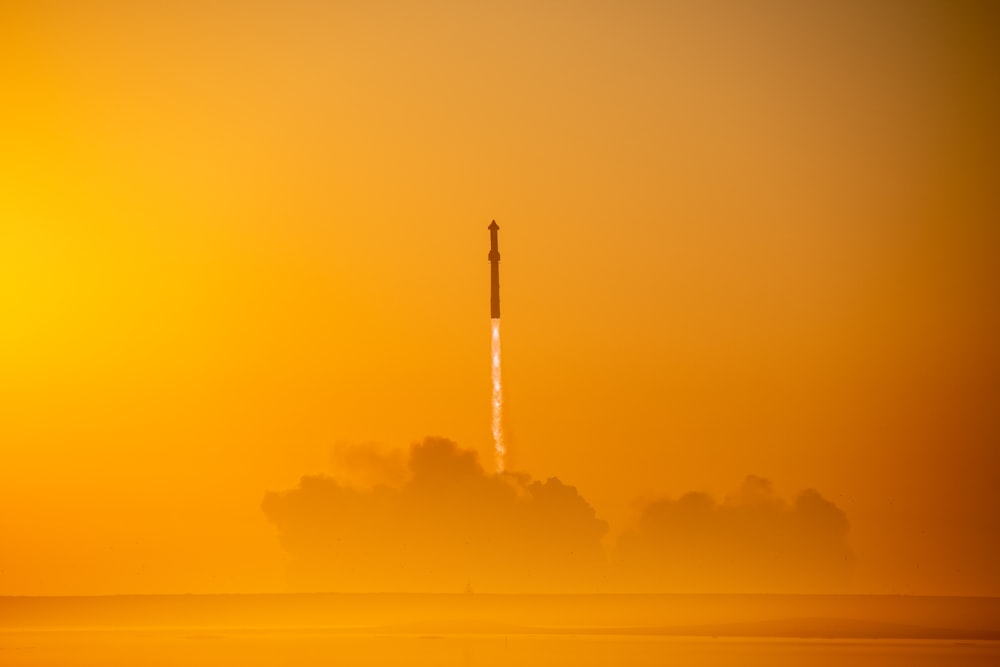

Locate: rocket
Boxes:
[488,220,501,319]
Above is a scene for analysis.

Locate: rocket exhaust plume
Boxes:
[488,220,505,472]
[491,318,504,472]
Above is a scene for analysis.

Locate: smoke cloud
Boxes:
[328,441,409,490]
[264,440,853,593]
[614,475,854,593]
[263,437,607,592]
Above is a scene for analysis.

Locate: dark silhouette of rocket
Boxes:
[488,220,500,319]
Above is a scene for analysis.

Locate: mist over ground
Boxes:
[264,437,852,593]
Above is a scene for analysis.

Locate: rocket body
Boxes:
[488,220,500,318]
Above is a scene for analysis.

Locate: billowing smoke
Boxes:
[262,437,607,592]
[263,440,854,593]
[490,319,505,472]
[613,475,854,593]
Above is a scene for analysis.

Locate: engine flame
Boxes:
[491,318,505,472]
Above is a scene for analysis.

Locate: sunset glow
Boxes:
[1,2,999,664]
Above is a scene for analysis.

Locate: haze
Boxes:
[1,1,998,599]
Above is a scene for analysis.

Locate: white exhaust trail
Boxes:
[491,318,505,472]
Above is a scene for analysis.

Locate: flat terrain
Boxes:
[3,595,998,666]
[2,631,1000,667]
[2,594,998,639]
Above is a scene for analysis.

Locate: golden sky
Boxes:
[1,1,998,596]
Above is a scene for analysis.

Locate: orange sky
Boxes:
[1,1,998,596]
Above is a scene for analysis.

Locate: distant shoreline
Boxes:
[3,594,998,640]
